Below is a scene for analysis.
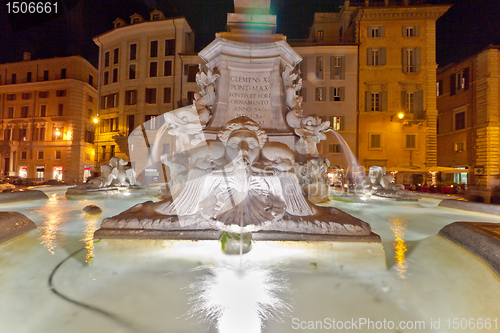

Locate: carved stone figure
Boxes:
[363,165,405,195]
[99,117,372,237]
[194,65,220,126]
[295,116,331,156]
[110,157,139,187]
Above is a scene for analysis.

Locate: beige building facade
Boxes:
[93,11,203,169]
[437,46,500,189]
[304,0,450,182]
[0,55,98,182]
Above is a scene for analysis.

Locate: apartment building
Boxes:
[298,0,450,181]
[0,54,98,182]
[93,10,203,168]
[437,46,500,189]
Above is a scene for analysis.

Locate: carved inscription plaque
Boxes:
[224,71,273,127]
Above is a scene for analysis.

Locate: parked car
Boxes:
[43,179,66,186]
[0,182,15,192]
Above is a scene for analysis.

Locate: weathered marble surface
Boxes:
[0,190,48,203]
[0,212,36,244]
[439,222,500,279]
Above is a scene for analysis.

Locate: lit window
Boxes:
[315,87,326,102]
[371,92,380,111]
[316,30,324,40]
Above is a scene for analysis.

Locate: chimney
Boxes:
[23,52,31,61]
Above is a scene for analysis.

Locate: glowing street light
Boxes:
[93,117,99,124]
[397,112,405,120]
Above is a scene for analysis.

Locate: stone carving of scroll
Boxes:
[194,65,220,126]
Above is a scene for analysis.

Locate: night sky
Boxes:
[1,0,500,68]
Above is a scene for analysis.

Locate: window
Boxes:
[127,115,135,135]
[18,128,27,141]
[27,72,32,82]
[85,130,94,144]
[367,48,386,66]
[164,60,172,76]
[185,65,198,82]
[104,71,109,85]
[113,48,119,64]
[454,111,466,131]
[371,92,380,111]
[56,89,66,97]
[112,68,118,83]
[402,90,424,119]
[329,144,341,153]
[145,88,157,104]
[39,91,48,98]
[125,90,137,105]
[22,93,31,100]
[110,118,118,132]
[6,94,16,101]
[405,134,417,149]
[21,151,27,160]
[369,133,382,149]
[316,30,324,40]
[368,26,384,38]
[4,128,12,140]
[330,87,344,102]
[165,39,175,56]
[402,47,421,73]
[104,52,110,67]
[149,62,158,77]
[61,68,66,79]
[315,87,326,102]
[315,56,324,79]
[11,74,16,84]
[454,142,465,152]
[403,25,419,37]
[101,93,119,109]
[21,106,29,118]
[406,92,415,114]
[58,104,63,116]
[365,91,387,112]
[329,116,343,131]
[451,68,469,95]
[38,151,44,160]
[7,107,14,118]
[331,56,344,80]
[35,127,46,141]
[437,80,443,97]
[129,43,137,60]
[163,87,172,103]
[129,65,136,80]
[89,75,93,86]
[55,150,62,160]
[150,40,158,58]
[43,70,49,81]
[88,95,93,103]
[40,105,47,117]
[88,108,93,119]
[152,14,160,20]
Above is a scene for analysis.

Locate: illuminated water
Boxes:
[1,188,500,332]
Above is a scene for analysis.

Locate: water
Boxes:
[1,188,500,332]
[331,130,365,185]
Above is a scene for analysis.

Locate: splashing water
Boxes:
[330,130,365,186]
[188,263,292,333]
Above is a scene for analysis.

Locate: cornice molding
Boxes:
[359,5,451,21]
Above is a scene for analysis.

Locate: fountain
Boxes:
[3,1,500,333]
[95,0,378,247]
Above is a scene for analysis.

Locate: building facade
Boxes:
[290,43,358,170]
[299,0,450,183]
[93,10,203,169]
[437,46,500,189]
[0,55,98,182]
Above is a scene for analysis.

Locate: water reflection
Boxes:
[188,263,292,333]
[81,215,101,264]
[389,218,408,280]
[37,194,67,254]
